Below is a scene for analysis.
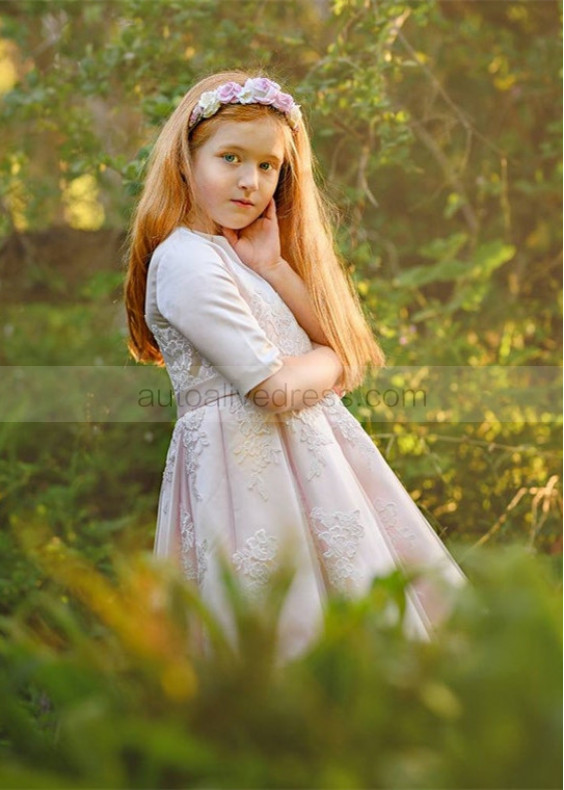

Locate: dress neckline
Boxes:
[180,227,227,243]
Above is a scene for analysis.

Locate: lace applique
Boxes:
[309,506,365,588]
[279,403,335,480]
[179,506,208,585]
[321,391,379,471]
[228,397,282,500]
[180,409,210,502]
[232,528,279,593]
[374,497,417,545]
[320,391,358,440]
[151,323,216,395]
[295,415,334,480]
[160,428,182,518]
[249,290,311,356]
[162,427,180,485]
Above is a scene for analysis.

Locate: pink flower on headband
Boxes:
[243,77,281,105]
[215,81,242,103]
[274,91,294,113]
[189,76,302,132]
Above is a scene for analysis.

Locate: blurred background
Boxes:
[0,2,561,787]
[0,0,561,573]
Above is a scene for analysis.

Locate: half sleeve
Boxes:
[154,241,284,398]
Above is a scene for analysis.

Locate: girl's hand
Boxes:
[221,198,282,276]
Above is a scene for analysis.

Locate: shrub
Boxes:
[0,529,561,789]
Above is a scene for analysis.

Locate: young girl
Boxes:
[125,70,467,661]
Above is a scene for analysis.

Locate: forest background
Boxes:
[0,2,561,788]
[0,0,561,574]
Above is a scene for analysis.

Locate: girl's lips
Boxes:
[231,199,254,207]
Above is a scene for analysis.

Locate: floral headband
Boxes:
[188,77,302,133]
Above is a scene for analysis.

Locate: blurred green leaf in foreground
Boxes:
[0,523,561,790]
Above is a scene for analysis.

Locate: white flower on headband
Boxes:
[236,83,255,104]
[198,90,221,118]
[189,77,302,131]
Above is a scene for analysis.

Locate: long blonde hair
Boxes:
[124,69,385,391]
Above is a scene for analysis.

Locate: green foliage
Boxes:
[0,0,560,370]
[0,293,560,612]
[0,537,561,789]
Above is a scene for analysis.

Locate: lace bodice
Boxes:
[144,228,312,411]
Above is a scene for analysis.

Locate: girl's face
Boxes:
[189,117,286,232]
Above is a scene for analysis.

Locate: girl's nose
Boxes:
[237,165,259,191]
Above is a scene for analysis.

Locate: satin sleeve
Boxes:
[153,239,284,398]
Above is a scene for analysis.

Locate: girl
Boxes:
[125,70,467,662]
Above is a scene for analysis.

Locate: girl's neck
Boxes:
[184,209,222,237]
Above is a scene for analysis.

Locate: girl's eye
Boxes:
[259,162,272,171]
[222,154,238,163]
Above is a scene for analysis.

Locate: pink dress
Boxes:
[144,227,467,661]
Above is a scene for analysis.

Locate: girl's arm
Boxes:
[222,199,345,410]
[221,200,329,345]
[246,345,343,414]
[262,258,330,346]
